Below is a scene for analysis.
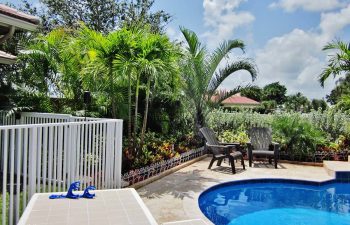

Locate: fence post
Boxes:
[114,121,123,188]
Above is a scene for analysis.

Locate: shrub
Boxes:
[272,113,328,160]
[218,125,250,145]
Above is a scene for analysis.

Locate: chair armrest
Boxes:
[219,142,240,146]
[206,144,231,155]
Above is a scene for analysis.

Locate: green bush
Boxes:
[272,113,328,160]
[207,109,273,133]
[218,125,249,145]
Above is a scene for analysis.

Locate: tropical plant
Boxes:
[319,40,350,87]
[179,27,257,133]
[272,113,327,160]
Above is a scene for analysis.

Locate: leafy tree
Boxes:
[284,92,311,112]
[77,25,130,119]
[311,99,328,111]
[241,85,262,102]
[262,82,287,104]
[179,27,257,132]
[335,95,350,114]
[17,0,171,33]
[319,40,350,87]
[326,74,350,105]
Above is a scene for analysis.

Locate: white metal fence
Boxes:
[0,112,123,225]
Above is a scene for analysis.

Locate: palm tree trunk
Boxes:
[109,65,117,118]
[128,73,132,149]
[133,75,140,152]
[140,78,151,147]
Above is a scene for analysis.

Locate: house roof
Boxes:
[222,94,260,105]
[0,4,40,25]
[0,50,16,64]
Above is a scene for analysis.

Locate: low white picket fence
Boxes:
[0,112,123,225]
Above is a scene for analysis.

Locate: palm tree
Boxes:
[137,33,178,147]
[78,26,127,119]
[319,40,350,87]
[179,27,257,132]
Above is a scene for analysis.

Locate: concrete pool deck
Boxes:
[137,157,335,225]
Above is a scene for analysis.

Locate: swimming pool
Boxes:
[198,179,350,225]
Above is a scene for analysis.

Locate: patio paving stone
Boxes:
[138,156,334,224]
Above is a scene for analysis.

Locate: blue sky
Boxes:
[6,0,350,99]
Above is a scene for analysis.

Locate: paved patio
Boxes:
[137,157,334,225]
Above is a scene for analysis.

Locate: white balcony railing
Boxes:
[0,112,123,225]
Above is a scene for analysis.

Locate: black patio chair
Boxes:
[248,127,280,169]
[200,127,245,174]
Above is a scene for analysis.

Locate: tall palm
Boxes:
[78,26,126,118]
[136,33,178,147]
[319,40,350,87]
[180,27,257,132]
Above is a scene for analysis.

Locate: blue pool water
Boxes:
[198,179,350,225]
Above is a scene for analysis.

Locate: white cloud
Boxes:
[270,0,345,12]
[252,4,350,99]
[202,0,255,48]
[320,5,350,38]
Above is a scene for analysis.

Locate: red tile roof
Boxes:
[0,4,40,25]
[222,95,260,105]
[211,92,260,105]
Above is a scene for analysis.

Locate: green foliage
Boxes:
[284,92,311,112]
[311,99,328,111]
[241,85,262,101]
[263,82,287,104]
[272,113,327,159]
[326,74,350,105]
[334,95,350,114]
[218,125,250,145]
[18,0,171,34]
[319,40,350,87]
[207,109,272,133]
[128,132,200,169]
[179,27,257,132]
[305,109,350,140]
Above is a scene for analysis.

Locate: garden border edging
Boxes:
[129,154,209,190]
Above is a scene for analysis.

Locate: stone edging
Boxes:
[130,154,209,189]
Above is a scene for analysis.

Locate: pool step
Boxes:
[324,160,350,181]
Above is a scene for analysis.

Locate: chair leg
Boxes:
[217,159,223,166]
[208,158,216,169]
[249,155,252,167]
[274,156,278,169]
[269,157,272,164]
[241,156,245,170]
[230,157,236,174]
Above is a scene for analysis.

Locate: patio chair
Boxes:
[200,127,245,174]
[248,127,280,169]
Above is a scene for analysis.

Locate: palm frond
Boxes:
[207,59,257,95]
[180,26,206,58]
[206,39,245,76]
